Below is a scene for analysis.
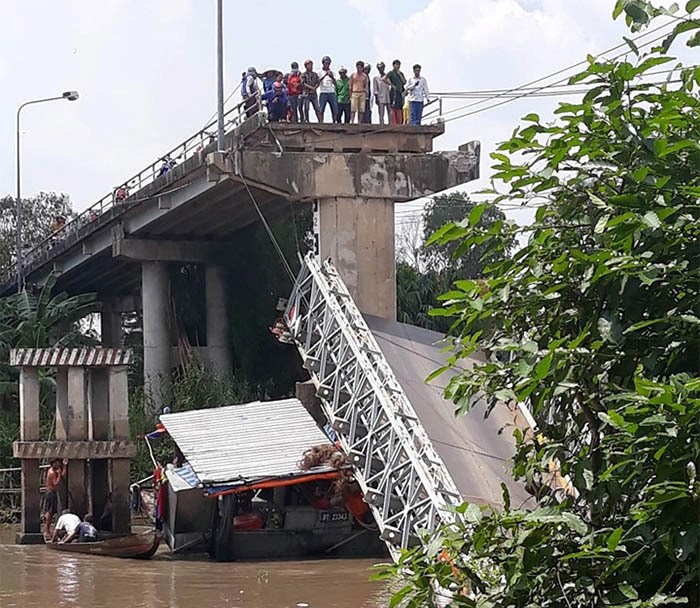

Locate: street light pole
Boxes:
[15,91,79,292]
[216,0,225,151]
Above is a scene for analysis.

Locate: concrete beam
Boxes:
[12,440,137,459]
[19,368,40,441]
[113,226,229,263]
[253,122,445,154]
[238,146,480,202]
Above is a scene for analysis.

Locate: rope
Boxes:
[238,172,297,284]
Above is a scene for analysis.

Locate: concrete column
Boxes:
[54,369,69,511]
[205,264,232,375]
[100,300,122,347]
[66,367,88,517]
[18,367,41,542]
[88,369,110,523]
[318,197,396,320]
[109,367,131,534]
[141,261,171,410]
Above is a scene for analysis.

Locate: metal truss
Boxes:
[284,253,462,557]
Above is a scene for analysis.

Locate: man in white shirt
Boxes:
[318,55,338,124]
[373,62,391,125]
[51,509,81,543]
[405,64,430,126]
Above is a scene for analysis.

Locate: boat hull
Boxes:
[46,531,161,559]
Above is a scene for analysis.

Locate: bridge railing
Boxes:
[5,93,263,286]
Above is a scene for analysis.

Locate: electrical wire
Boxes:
[238,172,297,284]
[436,20,676,121]
[201,81,242,132]
[441,26,679,124]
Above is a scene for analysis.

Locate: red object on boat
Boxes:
[233,512,264,530]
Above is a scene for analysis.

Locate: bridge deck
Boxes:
[366,314,531,508]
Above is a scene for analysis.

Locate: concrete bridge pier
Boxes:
[205,264,232,375]
[141,261,172,409]
[232,126,481,320]
[112,228,235,408]
[317,197,396,320]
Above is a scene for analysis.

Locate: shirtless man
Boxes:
[43,458,67,538]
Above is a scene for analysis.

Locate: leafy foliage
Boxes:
[397,193,511,332]
[384,4,700,606]
[0,192,74,269]
[0,275,98,467]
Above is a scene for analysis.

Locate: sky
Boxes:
[0,0,694,226]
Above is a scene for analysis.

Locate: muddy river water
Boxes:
[0,527,391,608]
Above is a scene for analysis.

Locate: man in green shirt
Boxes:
[335,66,351,123]
[385,59,406,125]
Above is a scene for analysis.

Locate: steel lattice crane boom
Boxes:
[284,253,463,558]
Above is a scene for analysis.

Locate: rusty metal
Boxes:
[12,440,136,460]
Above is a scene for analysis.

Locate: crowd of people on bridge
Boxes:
[241,57,430,126]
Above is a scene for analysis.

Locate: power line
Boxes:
[436,20,676,121]
[430,68,680,98]
[441,25,678,124]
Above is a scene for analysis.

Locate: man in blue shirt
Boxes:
[62,514,98,543]
[267,82,289,122]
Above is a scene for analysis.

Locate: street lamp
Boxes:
[15,91,79,292]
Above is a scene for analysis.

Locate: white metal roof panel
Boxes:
[160,399,331,485]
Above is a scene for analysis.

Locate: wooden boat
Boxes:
[46,531,161,559]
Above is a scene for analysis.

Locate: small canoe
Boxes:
[46,531,161,559]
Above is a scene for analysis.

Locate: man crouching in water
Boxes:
[43,458,67,539]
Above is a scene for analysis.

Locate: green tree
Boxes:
[0,192,74,269]
[396,192,510,332]
[0,274,99,467]
[383,3,700,606]
[422,192,509,277]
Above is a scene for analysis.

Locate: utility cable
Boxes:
[440,26,677,124]
[436,20,676,120]
[238,172,296,284]
[201,81,242,132]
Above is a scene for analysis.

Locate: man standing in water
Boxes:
[43,458,67,539]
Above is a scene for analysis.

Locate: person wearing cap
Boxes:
[405,63,430,126]
[373,62,391,125]
[301,59,321,123]
[318,56,338,124]
[362,62,373,124]
[384,59,407,125]
[335,66,351,123]
[350,60,369,124]
[268,81,289,122]
[285,61,303,123]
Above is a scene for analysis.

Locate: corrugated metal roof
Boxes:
[160,399,332,486]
